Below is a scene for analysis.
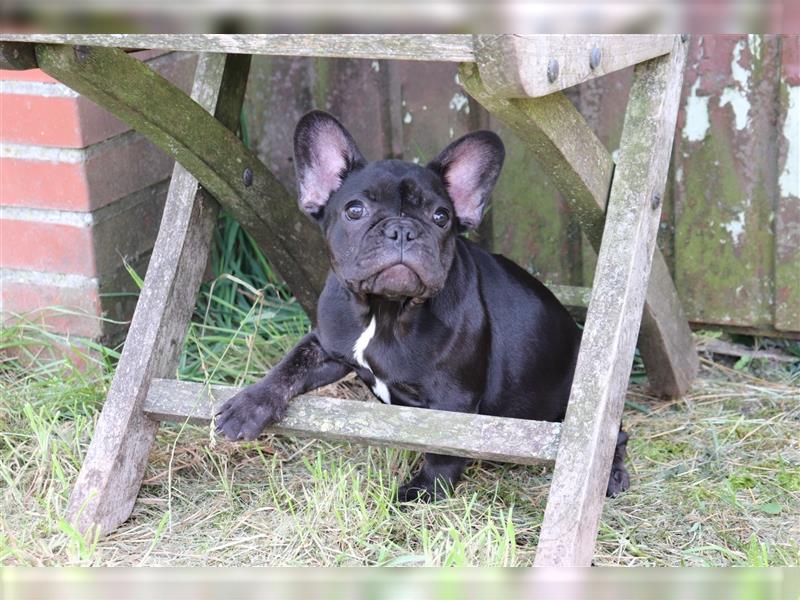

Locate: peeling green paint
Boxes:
[676,133,774,327]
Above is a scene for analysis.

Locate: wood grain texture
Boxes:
[64,54,242,536]
[144,379,562,464]
[34,44,327,317]
[0,34,475,61]
[0,42,37,69]
[534,39,688,566]
[474,34,676,98]
[461,57,698,397]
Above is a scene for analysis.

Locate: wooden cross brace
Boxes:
[1,34,695,565]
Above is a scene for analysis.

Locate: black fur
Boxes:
[216,110,630,500]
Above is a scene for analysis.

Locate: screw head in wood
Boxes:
[243,167,253,187]
[74,45,90,62]
[651,192,662,209]
[589,47,602,70]
[547,58,559,83]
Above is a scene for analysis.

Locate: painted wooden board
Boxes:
[33,44,328,318]
[534,39,688,566]
[460,59,698,397]
[0,34,475,62]
[674,35,785,332]
[775,35,799,332]
[474,34,677,98]
[64,54,246,536]
[144,379,562,464]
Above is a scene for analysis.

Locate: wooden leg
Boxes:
[65,54,250,536]
[460,42,698,397]
[34,43,327,318]
[533,39,688,566]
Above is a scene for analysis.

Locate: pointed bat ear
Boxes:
[293,110,366,218]
[427,131,504,230]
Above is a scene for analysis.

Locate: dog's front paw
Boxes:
[215,388,287,441]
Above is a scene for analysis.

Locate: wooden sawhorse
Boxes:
[1,34,697,566]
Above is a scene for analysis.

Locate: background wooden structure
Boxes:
[239,34,799,338]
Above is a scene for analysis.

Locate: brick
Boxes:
[0,218,95,275]
[0,275,103,338]
[0,156,88,210]
[91,180,168,276]
[1,250,155,343]
[0,178,168,277]
[0,51,196,148]
[0,94,84,147]
[84,136,173,210]
[0,67,60,84]
[1,133,173,211]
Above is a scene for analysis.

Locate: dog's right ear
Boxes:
[293,111,365,219]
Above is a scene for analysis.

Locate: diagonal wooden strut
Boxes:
[534,38,689,566]
[33,44,327,318]
[460,40,698,397]
[63,54,249,536]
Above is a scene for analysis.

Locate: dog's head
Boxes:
[293,110,504,300]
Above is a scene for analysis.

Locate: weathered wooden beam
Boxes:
[548,284,591,309]
[460,53,698,397]
[145,379,562,464]
[474,34,676,98]
[0,34,475,62]
[0,42,37,70]
[34,44,327,317]
[65,54,245,537]
[534,39,689,566]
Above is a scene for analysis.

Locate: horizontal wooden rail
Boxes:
[144,378,561,464]
[0,34,475,62]
[1,35,679,98]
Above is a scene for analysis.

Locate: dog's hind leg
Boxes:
[606,428,630,497]
[398,453,468,502]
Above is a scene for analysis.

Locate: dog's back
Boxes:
[457,238,581,422]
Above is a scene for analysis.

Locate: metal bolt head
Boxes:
[651,192,662,210]
[589,46,602,70]
[74,45,90,62]
[243,167,253,187]
[681,34,689,43]
[547,58,559,83]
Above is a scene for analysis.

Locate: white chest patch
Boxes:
[353,316,391,404]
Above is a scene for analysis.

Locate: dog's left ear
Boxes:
[294,110,366,219]
[427,131,504,230]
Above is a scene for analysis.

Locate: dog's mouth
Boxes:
[360,263,425,299]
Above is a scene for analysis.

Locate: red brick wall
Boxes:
[1,50,197,342]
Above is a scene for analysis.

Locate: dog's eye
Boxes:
[433,207,450,228]
[345,201,366,221]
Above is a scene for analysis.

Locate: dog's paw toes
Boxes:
[214,392,283,441]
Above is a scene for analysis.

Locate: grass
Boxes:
[1,218,798,566]
[1,321,798,565]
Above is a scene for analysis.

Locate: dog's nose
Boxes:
[383,222,418,242]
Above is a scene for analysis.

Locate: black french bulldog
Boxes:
[216,110,630,500]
